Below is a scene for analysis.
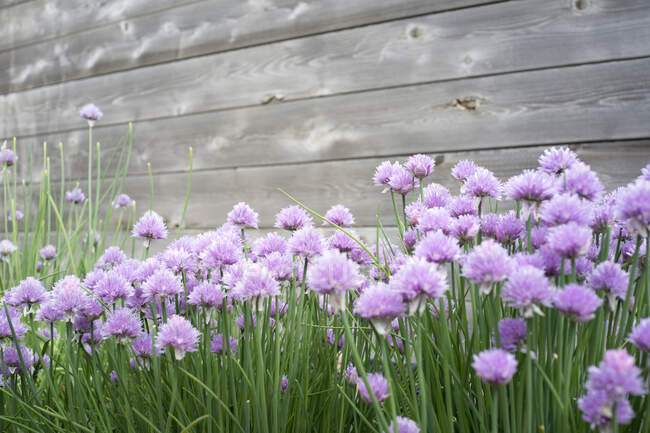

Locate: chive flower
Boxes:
[386,417,420,433]
[275,205,313,231]
[356,372,390,403]
[155,315,200,360]
[227,202,259,229]
[554,284,602,322]
[472,349,518,385]
[628,317,650,352]
[354,282,406,335]
[132,210,168,244]
[323,204,355,227]
[405,153,435,179]
[102,308,142,343]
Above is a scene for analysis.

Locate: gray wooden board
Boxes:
[9,57,650,181]
[0,0,196,52]
[3,0,650,136]
[0,0,496,94]
[19,140,645,230]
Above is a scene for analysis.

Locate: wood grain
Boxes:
[3,0,649,136]
[0,0,495,94]
[11,57,650,181]
[70,140,650,230]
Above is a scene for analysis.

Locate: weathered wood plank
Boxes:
[0,0,195,52]
[11,58,650,181]
[0,0,496,94]
[0,0,34,8]
[3,0,650,137]
[108,141,650,229]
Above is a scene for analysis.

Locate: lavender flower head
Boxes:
[505,169,556,217]
[418,208,453,235]
[6,277,47,312]
[132,210,168,244]
[200,237,242,270]
[354,282,406,335]
[103,308,142,343]
[464,167,502,200]
[113,193,133,208]
[288,227,324,259]
[0,143,17,167]
[390,257,448,315]
[405,153,435,179]
[423,183,451,208]
[462,240,513,294]
[0,240,17,259]
[252,232,287,258]
[95,246,127,270]
[39,244,56,261]
[547,222,592,258]
[373,161,399,190]
[80,103,103,125]
[356,372,390,403]
[231,261,280,305]
[307,249,362,311]
[227,202,259,229]
[540,193,593,227]
[156,315,200,360]
[414,230,460,265]
[554,284,602,322]
[561,162,603,202]
[472,349,518,385]
[501,265,555,317]
[387,417,420,433]
[132,333,154,359]
[388,165,418,195]
[324,204,355,227]
[496,211,525,245]
[95,270,133,305]
[51,275,90,321]
[452,214,480,244]
[538,147,578,175]
[447,195,477,218]
[275,205,313,231]
[589,261,628,309]
[211,334,238,355]
[451,160,478,182]
[281,375,289,394]
[1,344,36,374]
[141,268,183,301]
[188,281,225,310]
[66,188,85,204]
[615,180,650,235]
[0,307,27,340]
[629,318,650,353]
[261,252,293,281]
[405,201,427,226]
[498,318,527,352]
[35,300,64,324]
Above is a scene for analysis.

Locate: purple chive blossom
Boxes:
[538,147,578,175]
[354,283,406,334]
[7,209,24,222]
[113,193,133,208]
[547,222,592,259]
[326,230,358,253]
[373,161,399,190]
[0,240,17,259]
[501,265,555,317]
[35,300,64,324]
[505,170,557,217]
[252,232,287,258]
[414,230,460,265]
[80,103,103,123]
[95,270,133,304]
[554,284,602,322]
[39,244,56,261]
[498,318,527,352]
[227,202,259,229]
[132,333,154,359]
[231,262,280,305]
[356,373,390,403]
[464,167,502,200]
[388,165,419,195]
[345,363,358,384]
[561,162,603,202]
[211,334,238,355]
[615,180,650,235]
[260,252,293,281]
[423,183,451,208]
[589,261,628,309]
[472,349,518,385]
[275,205,313,231]
[405,201,427,226]
[0,145,17,167]
[95,246,127,270]
[480,213,500,239]
[141,268,183,301]
[307,249,362,311]
[403,228,418,252]
[590,196,616,234]
[281,375,289,394]
[540,193,593,227]
[1,345,36,374]
[386,417,420,433]
[102,308,142,343]
[188,281,225,310]
[66,188,85,204]
[629,317,650,352]
[156,315,200,360]
[405,154,435,179]
[51,275,90,321]
[200,237,242,270]
[0,308,27,340]
[418,208,453,235]
[288,227,325,259]
[81,298,104,320]
[451,160,478,182]
[463,240,513,294]
[390,257,448,315]
[447,195,478,218]
[6,277,47,312]
[496,211,525,244]
[452,214,480,244]
[578,349,646,428]
[324,204,355,227]
[132,210,168,243]
[158,247,198,275]
[639,162,650,181]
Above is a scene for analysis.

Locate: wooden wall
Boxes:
[1,0,649,233]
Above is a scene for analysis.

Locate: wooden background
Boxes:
[1,0,649,235]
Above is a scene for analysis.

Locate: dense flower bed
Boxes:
[0,106,649,432]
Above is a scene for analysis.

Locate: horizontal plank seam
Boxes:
[0,0,36,11]
[0,0,205,53]
[0,0,511,95]
[28,136,650,184]
[5,53,650,142]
